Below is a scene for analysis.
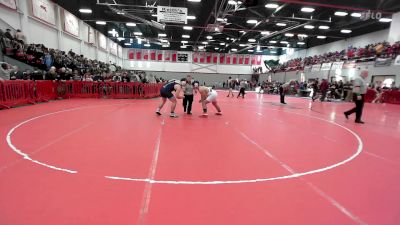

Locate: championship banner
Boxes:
[150,50,156,61]
[63,10,79,37]
[118,46,123,58]
[226,54,231,64]
[31,0,56,25]
[238,54,244,64]
[311,64,321,72]
[193,52,199,63]
[219,53,225,64]
[157,6,187,24]
[330,61,344,70]
[128,50,134,60]
[256,55,262,65]
[0,0,16,10]
[157,50,163,61]
[135,49,142,60]
[206,53,212,64]
[304,65,312,72]
[232,54,237,64]
[394,55,400,66]
[199,52,205,63]
[142,49,149,60]
[164,51,171,61]
[375,58,392,67]
[171,51,177,62]
[212,53,218,64]
[98,33,107,50]
[244,55,250,65]
[109,41,118,55]
[321,63,332,71]
[251,55,257,65]
[88,27,96,44]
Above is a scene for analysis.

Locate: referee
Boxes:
[183,75,194,115]
[344,71,368,124]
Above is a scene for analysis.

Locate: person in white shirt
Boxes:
[344,71,368,124]
[193,81,222,117]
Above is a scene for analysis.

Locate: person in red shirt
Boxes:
[319,79,329,101]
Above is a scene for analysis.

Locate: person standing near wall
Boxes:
[344,71,368,124]
[319,79,329,101]
[237,79,246,98]
[227,77,234,97]
[311,79,319,102]
[279,83,287,104]
[183,75,194,115]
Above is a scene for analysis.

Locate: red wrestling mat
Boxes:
[0,94,399,225]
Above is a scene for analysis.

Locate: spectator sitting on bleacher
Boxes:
[15,29,25,45]
[45,66,57,80]
[0,62,17,81]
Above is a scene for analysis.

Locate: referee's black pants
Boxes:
[345,94,365,122]
[183,94,194,113]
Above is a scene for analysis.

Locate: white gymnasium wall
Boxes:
[0,0,124,65]
[27,18,59,49]
[146,71,252,85]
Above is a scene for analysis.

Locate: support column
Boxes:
[388,12,400,44]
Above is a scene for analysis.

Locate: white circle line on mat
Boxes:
[6,103,363,185]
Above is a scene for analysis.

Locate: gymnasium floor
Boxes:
[0,92,399,225]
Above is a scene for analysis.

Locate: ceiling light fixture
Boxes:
[117,12,125,15]
[181,40,189,44]
[183,26,193,30]
[297,42,305,45]
[280,41,289,44]
[144,43,151,47]
[248,49,254,52]
[187,15,196,20]
[334,11,348,16]
[351,12,362,18]
[247,19,258,24]
[202,41,208,45]
[228,0,237,5]
[248,38,256,42]
[231,48,237,52]
[220,43,226,46]
[298,34,308,38]
[206,36,213,39]
[117,37,125,41]
[96,21,106,25]
[269,40,277,43]
[317,35,327,39]
[261,31,270,35]
[158,33,167,37]
[285,33,294,37]
[319,25,330,30]
[301,7,315,13]
[181,45,187,48]
[182,35,190,38]
[133,32,142,35]
[341,29,352,33]
[124,43,131,46]
[188,0,201,2]
[379,18,392,23]
[265,3,279,9]
[79,9,92,13]
[276,23,287,26]
[126,23,136,27]
[304,25,315,29]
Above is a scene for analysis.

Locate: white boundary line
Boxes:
[6,103,363,185]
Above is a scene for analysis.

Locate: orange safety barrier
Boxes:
[0,80,35,109]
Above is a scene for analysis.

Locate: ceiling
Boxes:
[55,0,400,55]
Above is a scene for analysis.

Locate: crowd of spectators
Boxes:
[272,41,400,72]
[0,28,168,83]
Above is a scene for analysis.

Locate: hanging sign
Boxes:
[157,6,187,24]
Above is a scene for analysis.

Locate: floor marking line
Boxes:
[6,102,364,185]
[137,122,163,225]
[236,127,367,225]
[364,151,399,165]
[2,104,129,173]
